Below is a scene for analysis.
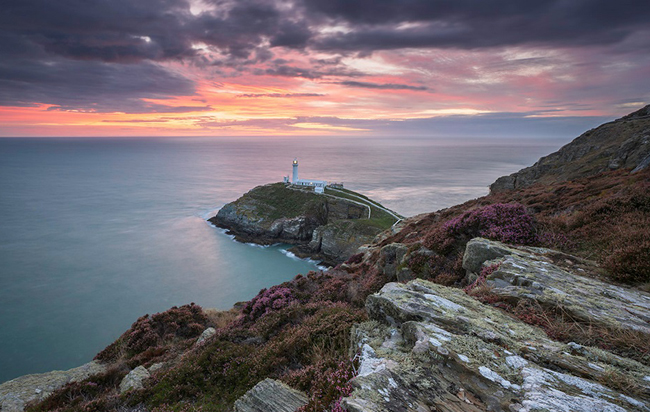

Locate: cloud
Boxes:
[1,0,648,117]
[337,81,428,91]
[237,93,326,98]
[0,34,199,113]
[306,0,650,52]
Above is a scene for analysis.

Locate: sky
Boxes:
[1,0,649,137]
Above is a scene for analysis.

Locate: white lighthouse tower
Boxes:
[292,158,299,183]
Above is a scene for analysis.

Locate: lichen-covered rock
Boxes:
[233,378,308,412]
[0,361,105,412]
[463,238,650,335]
[344,279,650,411]
[118,365,150,393]
[196,327,216,345]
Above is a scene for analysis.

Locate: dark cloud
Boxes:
[306,0,650,52]
[1,0,648,112]
[337,81,428,91]
[238,93,326,97]
[0,33,200,113]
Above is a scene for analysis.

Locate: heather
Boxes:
[26,268,385,412]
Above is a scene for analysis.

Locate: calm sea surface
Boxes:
[0,136,567,383]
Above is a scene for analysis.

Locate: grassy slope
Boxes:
[323,187,400,230]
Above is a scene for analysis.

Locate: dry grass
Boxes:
[203,307,239,329]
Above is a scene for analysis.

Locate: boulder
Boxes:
[234,378,308,412]
[196,327,217,345]
[0,361,105,412]
[119,366,150,393]
[343,279,650,411]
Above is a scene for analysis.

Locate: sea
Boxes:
[0,135,568,383]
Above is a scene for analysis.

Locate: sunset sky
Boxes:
[1,0,649,137]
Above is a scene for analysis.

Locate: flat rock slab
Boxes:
[234,378,308,412]
[464,237,650,335]
[344,279,650,412]
[0,361,105,412]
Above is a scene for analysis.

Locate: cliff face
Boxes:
[209,183,399,265]
[490,105,650,193]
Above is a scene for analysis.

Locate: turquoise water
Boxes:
[0,136,567,383]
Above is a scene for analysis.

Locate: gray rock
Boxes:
[344,279,650,411]
[234,378,308,412]
[0,361,105,412]
[196,327,217,345]
[147,363,165,374]
[462,238,525,274]
[119,366,150,393]
[464,238,650,335]
[377,243,408,280]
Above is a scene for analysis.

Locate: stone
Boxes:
[0,361,105,412]
[196,327,216,345]
[119,366,150,393]
[462,238,525,274]
[377,243,408,280]
[147,362,165,373]
[233,378,308,412]
[463,238,650,335]
[344,279,650,411]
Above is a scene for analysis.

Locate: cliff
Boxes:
[209,183,401,265]
[490,104,650,193]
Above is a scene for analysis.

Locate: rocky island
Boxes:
[3,105,650,412]
[209,183,402,266]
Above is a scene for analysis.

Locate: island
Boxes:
[209,175,402,266]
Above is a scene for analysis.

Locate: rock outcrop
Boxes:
[210,183,399,264]
[343,240,650,411]
[0,361,105,412]
[490,104,650,193]
[234,378,308,412]
[463,238,650,336]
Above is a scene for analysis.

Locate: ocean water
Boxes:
[0,135,567,383]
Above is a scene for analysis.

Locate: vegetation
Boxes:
[27,167,650,411]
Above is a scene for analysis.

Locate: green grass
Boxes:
[324,187,401,230]
[235,183,325,221]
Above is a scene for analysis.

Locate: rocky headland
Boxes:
[209,183,402,265]
[4,105,650,412]
[490,104,650,193]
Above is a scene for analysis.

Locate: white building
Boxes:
[286,158,327,194]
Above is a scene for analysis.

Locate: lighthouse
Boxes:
[292,158,299,183]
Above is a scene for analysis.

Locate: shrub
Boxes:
[442,203,538,245]
[242,286,296,321]
[603,234,650,283]
[95,303,209,362]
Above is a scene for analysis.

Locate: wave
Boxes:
[279,248,328,271]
